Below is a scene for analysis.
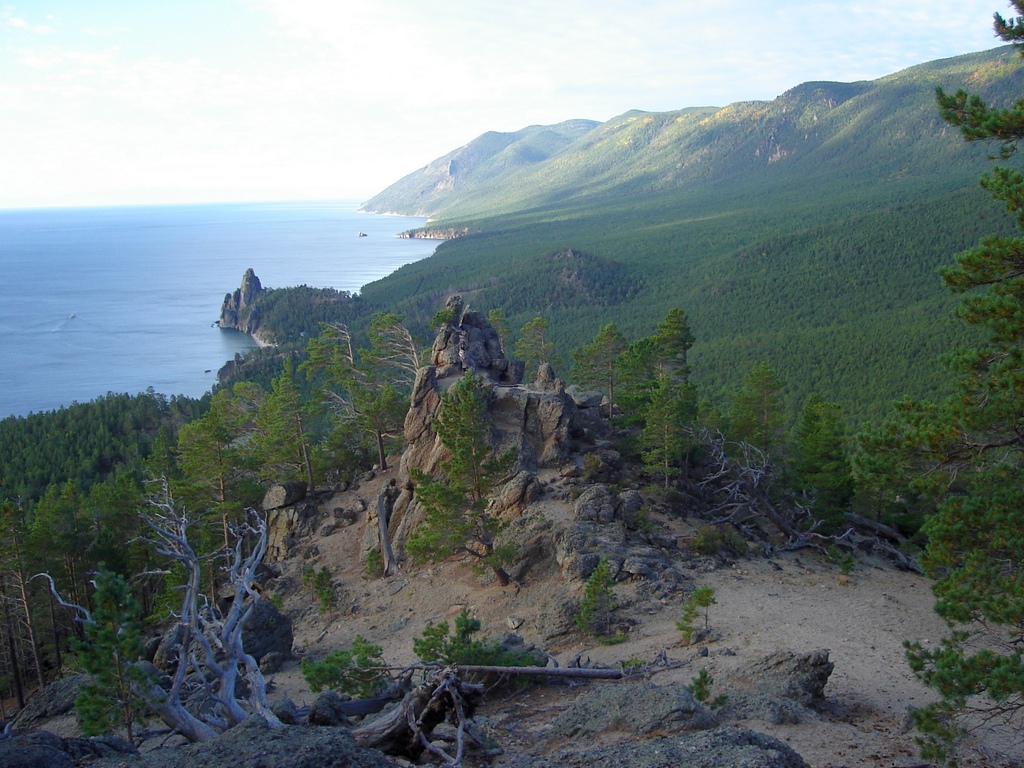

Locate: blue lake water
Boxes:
[0,202,437,418]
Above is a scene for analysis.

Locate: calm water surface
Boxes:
[0,201,436,418]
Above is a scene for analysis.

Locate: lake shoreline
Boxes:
[0,202,437,418]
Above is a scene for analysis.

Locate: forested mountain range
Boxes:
[359,46,1024,423]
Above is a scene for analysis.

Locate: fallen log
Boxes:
[339,664,630,718]
[456,664,627,679]
[352,667,483,762]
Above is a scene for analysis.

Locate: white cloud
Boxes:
[0,0,1010,207]
[6,15,51,34]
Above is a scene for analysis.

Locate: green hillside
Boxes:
[358,47,1024,425]
[361,119,600,216]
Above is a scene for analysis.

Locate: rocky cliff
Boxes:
[219,268,271,344]
[376,295,578,555]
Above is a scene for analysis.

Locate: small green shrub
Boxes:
[690,524,745,555]
[301,564,316,593]
[576,557,618,638]
[825,546,856,577]
[582,453,603,481]
[413,609,538,684]
[839,552,856,575]
[677,585,717,643]
[430,308,456,329]
[688,668,728,707]
[363,548,383,579]
[301,636,387,698]
[311,566,337,614]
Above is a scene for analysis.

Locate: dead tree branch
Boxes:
[139,482,283,739]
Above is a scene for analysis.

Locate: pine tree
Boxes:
[792,395,853,525]
[861,6,1024,762]
[514,316,559,379]
[639,375,697,488]
[576,557,618,638]
[618,308,696,428]
[407,373,516,585]
[304,321,408,471]
[253,360,319,488]
[176,388,251,550]
[728,361,784,455]
[74,568,151,741]
[571,323,626,421]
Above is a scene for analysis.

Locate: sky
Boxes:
[0,0,1009,208]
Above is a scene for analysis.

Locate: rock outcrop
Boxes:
[219,268,266,339]
[0,730,137,768]
[11,674,88,729]
[545,679,715,741]
[265,490,322,561]
[77,714,393,768]
[505,727,811,768]
[720,649,835,725]
[388,295,577,550]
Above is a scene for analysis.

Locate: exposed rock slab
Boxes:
[545,679,714,742]
[266,499,322,561]
[720,649,835,725]
[0,731,137,768]
[92,715,391,768]
[503,727,810,768]
[12,674,88,728]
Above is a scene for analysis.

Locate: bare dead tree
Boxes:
[142,483,283,735]
[695,428,816,545]
[352,666,485,765]
[368,314,422,388]
[40,481,285,743]
[375,480,401,577]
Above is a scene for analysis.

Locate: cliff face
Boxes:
[219,268,269,342]
[385,295,577,551]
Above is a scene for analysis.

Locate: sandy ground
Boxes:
[265,469,1023,768]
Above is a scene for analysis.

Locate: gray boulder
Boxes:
[97,715,391,767]
[0,730,74,768]
[546,679,714,741]
[573,484,615,523]
[564,385,603,408]
[12,674,88,728]
[504,727,810,768]
[720,649,835,725]
[308,690,353,727]
[262,481,308,511]
[0,731,137,768]
[735,649,834,708]
[243,598,293,663]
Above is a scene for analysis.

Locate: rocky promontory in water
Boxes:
[216,269,361,354]
[218,268,270,344]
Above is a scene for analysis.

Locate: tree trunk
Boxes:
[375,429,388,471]
[352,668,483,758]
[3,600,24,710]
[137,679,219,743]
[376,484,399,577]
[13,557,46,691]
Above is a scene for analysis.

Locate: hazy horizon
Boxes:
[0,1,1006,208]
